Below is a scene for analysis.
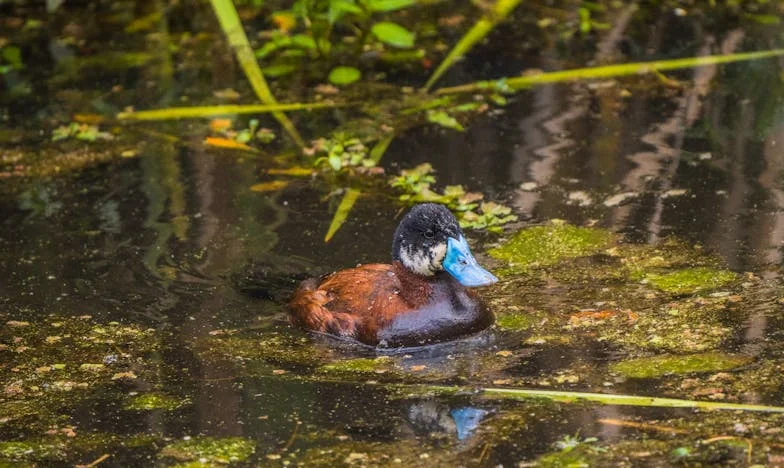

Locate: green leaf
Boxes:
[290,34,317,49]
[426,110,464,131]
[325,189,361,242]
[371,22,415,48]
[262,63,297,77]
[1,46,22,68]
[328,154,343,171]
[328,0,363,24]
[366,0,415,12]
[328,66,361,85]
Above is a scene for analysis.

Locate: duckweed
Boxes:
[488,223,614,271]
[159,437,255,464]
[645,267,737,294]
[610,353,751,379]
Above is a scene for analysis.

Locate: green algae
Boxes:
[595,296,736,353]
[610,353,752,379]
[488,222,615,271]
[320,356,394,374]
[0,315,163,435]
[125,392,189,411]
[495,312,539,331]
[159,437,255,464]
[199,332,333,369]
[645,267,738,294]
[0,441,66,461]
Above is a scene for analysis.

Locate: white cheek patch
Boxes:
[400,242,448,276]
[400,247,435,276]
[431,242,447,271]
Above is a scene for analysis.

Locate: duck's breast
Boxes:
[376,278,494,348]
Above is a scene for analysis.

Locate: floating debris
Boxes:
[603,192,640,207]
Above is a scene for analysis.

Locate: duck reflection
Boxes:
[406,400,489,441]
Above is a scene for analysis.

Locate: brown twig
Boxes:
[76,453,111,468]
[598,418,687,435]
[477,443,491,464]
[282,420,301,452]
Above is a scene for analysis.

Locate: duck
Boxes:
[288,203,498,348]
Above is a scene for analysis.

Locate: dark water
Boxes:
[2,0,784,466]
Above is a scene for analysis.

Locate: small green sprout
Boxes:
[51,123,113,142]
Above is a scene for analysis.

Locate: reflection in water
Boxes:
[407,401,488,441]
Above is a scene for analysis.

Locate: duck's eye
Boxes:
[424,229,435,239]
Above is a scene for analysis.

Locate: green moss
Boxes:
[488,223,614,271]
[125,393,189,411]
[495,312,538,331]
[645,267,737,294]
[320,356,393,374]
[160,437,255,464]
[610,353,751,379]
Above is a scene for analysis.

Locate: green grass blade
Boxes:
[423,0,523,91]
[209,0,305,147]
[437,48,784,94]
[323,135,395,242]
[261,372,784,413]
[118,102,348,120]
[479,387,784,412]
[324,189,361,242]
[368,134,395,164]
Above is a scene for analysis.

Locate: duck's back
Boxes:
[288,263,422,344]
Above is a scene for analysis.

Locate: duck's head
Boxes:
[392,203,498,287]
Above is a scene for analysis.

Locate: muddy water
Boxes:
[1,0,784,466]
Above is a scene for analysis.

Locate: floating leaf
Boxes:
[204,137,257,152]
[371,22,415,48]
[250,180,290,192]
[267,167,314,177]
[328,66,361,86]
[209,118,232,132]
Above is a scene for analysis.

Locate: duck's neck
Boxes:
[392,261,438,307]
